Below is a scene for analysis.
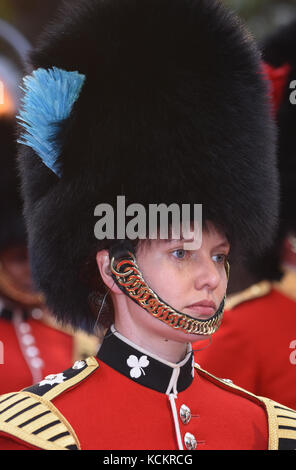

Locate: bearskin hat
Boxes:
[243,20,296,283]
[0,117,26,251]
[17,0,278,331]
[263,20,296,237]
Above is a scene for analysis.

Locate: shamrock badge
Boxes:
[127,355,150,379]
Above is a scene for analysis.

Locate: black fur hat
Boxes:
[263,20,296,237]
[246,20,296,282]
[18,0,278,331]
[0,117,26,251]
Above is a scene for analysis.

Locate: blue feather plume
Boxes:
[17,67,86,177]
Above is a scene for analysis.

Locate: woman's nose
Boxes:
[193,257,220,291]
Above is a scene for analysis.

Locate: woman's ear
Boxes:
[96,250,122,295]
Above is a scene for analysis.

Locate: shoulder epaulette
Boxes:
[225,281,272,310]
[259,398,296,450]
[195,364,296,450]
[0,356,99,450]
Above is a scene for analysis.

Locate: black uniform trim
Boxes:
[49,432,70,442]
[5,403,40,423]
[275,405,295,411]
[0,396,30,414]
[277,415,296,421]
[0,394,17,405]
[279,438,296,450]
[97,328,194,394]
[18,410,51,428]
[32,420,61,435]
[279,425,296,431]
[24,361,90,397]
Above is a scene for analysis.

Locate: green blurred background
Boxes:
[0,0,296,45]
[225,0,296,38]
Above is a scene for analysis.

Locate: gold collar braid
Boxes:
[110,251,227,336]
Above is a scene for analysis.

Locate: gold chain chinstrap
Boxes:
[110,252,225,335]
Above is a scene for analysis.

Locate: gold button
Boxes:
[184,432,197,450]
[180,404,191,425]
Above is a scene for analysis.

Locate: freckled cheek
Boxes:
[138,256,192,307]
[156,270,191,308]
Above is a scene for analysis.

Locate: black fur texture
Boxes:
[0,117,26,251]
[18,0,278,330]
[263,20,296,237]
[247,20,296,282]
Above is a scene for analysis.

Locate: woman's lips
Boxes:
[184,301,216,318]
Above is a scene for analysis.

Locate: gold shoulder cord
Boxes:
[225,281,272,311]
[110,252,229,336]
[0,357,99,450]
[194,364,296,450]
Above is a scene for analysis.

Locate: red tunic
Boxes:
[196,277,296,410]
[0,327,275,450]
[0,307,98,394]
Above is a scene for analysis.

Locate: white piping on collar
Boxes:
[110,324,193,370]
[168,393,184,450]
[166,367,181,395]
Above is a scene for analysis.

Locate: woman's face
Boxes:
[117,222,230,344]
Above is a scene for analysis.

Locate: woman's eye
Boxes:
[212,254,227,264]
[172,249,187,259]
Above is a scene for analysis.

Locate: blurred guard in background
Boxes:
[197,20,296,411]
[0,21,98,394]
[0,0,295,451]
